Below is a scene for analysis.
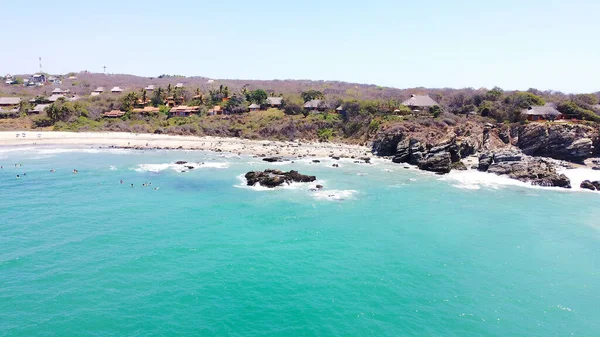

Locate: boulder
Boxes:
[486,156,571,188]
[580,180,597,191]
[478,153,493,172]
[245,169,317,188]
[417,152,451,174]
[451,161,468,171]
[263,157,285,163]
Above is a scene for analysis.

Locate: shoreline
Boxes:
[0,131,372,159]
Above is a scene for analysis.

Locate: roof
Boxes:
[266,97,282,105]
[336,105,344,111]
[522,104,561,116]
[48,94,66,102]
[94,87,104,92]
[303,99,330,109]
[0,97,21,105]
[169,105,200,113]
[52,88,65,94]
[103,110,125,117]
[248,103,261,109]
[175,83,184,88]
[132,106,161,113]
[32,104,50,113]
[110,86,123,92]
[145,85,155,90]
[209,105,222,112]
[401,94,439,108]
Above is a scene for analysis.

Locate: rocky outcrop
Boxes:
[245,169,316,188]
[262,157,287,163]
[580,180,600,191]
[478,150,571,188]
[513,123,599,162]
[389,138,473,174]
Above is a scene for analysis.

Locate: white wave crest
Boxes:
[560,168,600,191]
[439,170,532,190]
[311,189,358,201]
[134,161,230,173]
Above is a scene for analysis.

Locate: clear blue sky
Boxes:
[2,0,599,93]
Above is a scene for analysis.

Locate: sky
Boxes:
[1,0,599,93]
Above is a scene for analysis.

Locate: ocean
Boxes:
[1,146,599,336]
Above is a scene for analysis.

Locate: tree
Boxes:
[511,92,545,109]
[225,94,247,114]
[485,86,504,101]
[301,89,324,102]
[283,102,303,115]
[141,89,147,105]
[121,92,139,112]
[249,89,268,105]
[152,87,165,106]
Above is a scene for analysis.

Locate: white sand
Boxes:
[0,131,373,158]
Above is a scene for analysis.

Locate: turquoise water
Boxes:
[1,146,599,336]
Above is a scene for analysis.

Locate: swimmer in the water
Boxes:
[16,175,20,178]
[154,187,159,190]
[120,180,124,184]
[131,184,134,187]
[73,169,78,174]
[50,169,55,172]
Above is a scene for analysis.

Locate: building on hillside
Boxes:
[110,86,123,94]
[144,85,155,92]
[169,105,199,117]
[47,76,61,84]
[208,106,223,115]
[401,94,439,112]
[103,110,125,118]
[91,87,104,96]
[303,99,330,112]
[266,97,283,108]
[522,104,563,121]
[52,88,69,95]
[0,97,21,107]
[31,104,51,114]
[132,106,161,114]
[175,83,184,89]
[31,74,46,85]
[336,105,344,114]
[0,107,19,118]
[248,103,261,112]
[47,94,66,102]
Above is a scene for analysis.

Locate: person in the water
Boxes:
[50,169,55,172]
[73,169,78,174]
[131,184,134,188]
[16,175,20,178]
[120,180,124,184]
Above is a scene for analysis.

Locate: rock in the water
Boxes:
[263,157,286,163]
[478,153,493,172]
[316,185,323,189]
[485,154,571,188]
[451,161,467,171]
[245,169,316,188]
[418,152,451,174]
[175,161,188,165]
[312,160,321,163]
[580,180,597,191]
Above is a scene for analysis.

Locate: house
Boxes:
[47,94,66,102]
[208,105,223,115]
[48,76,61,84]
[336,105,344,114]
[144,85,155,92]
[303,99,330,112]
[248,103,261,112]
[52,88,68,95]
[401,94,439,112]
[522,104,563,121]
[266,97,283,108]
[175,83,184,89]
[169,105,200,117]
[31,104,50,114]
[91,87,104,96]
[31,74,46,85]
[0,107,19,118]
[103,110,126,118]
[110,86,123,94]
[0,97,21,107]
[132,106,161,114]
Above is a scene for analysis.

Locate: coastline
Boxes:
[0,131,372,159]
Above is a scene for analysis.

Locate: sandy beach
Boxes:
[0,131,373,159]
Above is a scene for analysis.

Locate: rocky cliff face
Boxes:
[511,123,599,162]
[372,120,598,187]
